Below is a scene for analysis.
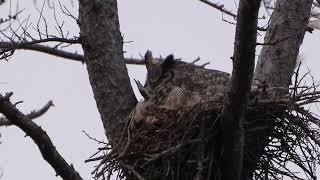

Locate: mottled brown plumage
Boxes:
[133,51,230,125]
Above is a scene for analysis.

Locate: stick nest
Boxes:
[88,72,320,180]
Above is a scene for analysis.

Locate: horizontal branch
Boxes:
[0,100,53,127]
[18,37,80,45]
[0,42,145,64]
[198,0,267,31]
[0,42,84,62]
[0,92,83,180]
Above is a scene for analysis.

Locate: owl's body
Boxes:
[132,51,230,125]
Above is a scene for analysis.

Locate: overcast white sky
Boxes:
[0,0,320,179]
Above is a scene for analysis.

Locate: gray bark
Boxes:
[78,0,137,143]
[254,0,313,88]
[244,0,313,179]
[220,1,261,180]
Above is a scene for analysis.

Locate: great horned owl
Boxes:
[133,51,230,125]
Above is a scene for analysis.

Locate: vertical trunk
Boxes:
[254,0,312,88]
[220,1,261,180]
[78,0,137,144]
[244,0,312,179]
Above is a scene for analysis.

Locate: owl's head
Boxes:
[144,51,175,90]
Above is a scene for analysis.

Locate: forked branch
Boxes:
[0,100,53,127]
[0,92,83,180]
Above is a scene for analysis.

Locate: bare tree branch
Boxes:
[0,100,53,127]
[0,9,23,25]
[0,1,147,66]
[0,42,84,61]
[219,1,261,180]
[198,0,267,31]
[0,92,83,180]
[0,42,146,64]
[198,0,237,19]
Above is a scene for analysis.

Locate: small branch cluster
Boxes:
[0,1,146,65]
[0,0,82,61]
[0,10,23,25]
[198,0,267,31]
[249,70,320,180]
[198,0,320,33]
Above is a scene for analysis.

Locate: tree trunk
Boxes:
[254,0,312,88]
[220,1,261,180]
[78,0,137,144]
[79,0,312,179]
[244,0,312,179]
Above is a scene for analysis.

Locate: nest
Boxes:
[87,71,320,180]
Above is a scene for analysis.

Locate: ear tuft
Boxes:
[144,50,153,63]
[162,54,175,68]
